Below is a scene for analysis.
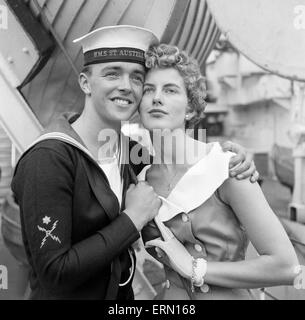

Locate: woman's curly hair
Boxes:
[145,44,207,124]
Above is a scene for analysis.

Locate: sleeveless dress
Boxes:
[139,142,254,300]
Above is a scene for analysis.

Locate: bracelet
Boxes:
[191,257,207,292]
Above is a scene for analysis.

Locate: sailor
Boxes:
[11,25,162,300]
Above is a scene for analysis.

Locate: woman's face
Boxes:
[139,67,189,131]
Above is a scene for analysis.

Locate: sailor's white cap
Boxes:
[73,25,159,66]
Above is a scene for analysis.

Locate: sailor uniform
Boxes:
[11,116,149,299]
[11,24,159,300]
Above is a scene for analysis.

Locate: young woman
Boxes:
[139,44,299,300]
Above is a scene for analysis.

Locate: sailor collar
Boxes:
[18,115,127,172]
[137,142,235,222]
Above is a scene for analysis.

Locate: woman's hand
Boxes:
[221,141,259,183]
[145,217,193,279]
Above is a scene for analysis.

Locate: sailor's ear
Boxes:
[78,72,91,96]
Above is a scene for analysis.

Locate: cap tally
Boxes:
[73,25,159,66]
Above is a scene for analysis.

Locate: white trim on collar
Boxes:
[27,132,94,159]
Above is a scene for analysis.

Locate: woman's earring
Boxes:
[185,114,190,120]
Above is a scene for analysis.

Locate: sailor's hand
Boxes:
[221,141,259,183]
[125,182,161,231]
